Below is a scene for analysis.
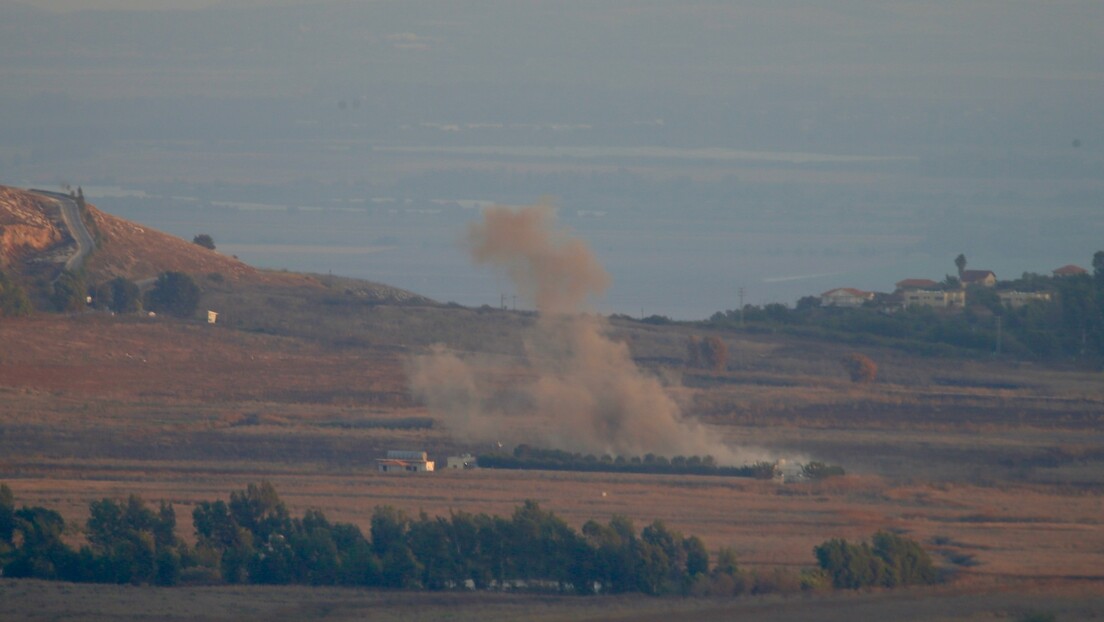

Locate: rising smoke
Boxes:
[411,202,765,464]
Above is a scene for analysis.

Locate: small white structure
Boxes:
[998,291,1051,309]
[377,450,434,473]
[207,310,219,324]
[446,454,477,470]
[820,288,875,308]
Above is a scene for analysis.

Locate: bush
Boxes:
[193,234,216,250]
[50,270,86,312]
[145,272,200,318]
[840,352,878,383]
[814,531,936,589]
[0,271,32,316]
[93,277,140,313]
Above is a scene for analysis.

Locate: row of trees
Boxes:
[3,482,921,596]
[0,270,202,318]
[477,445,780,479]
[0,483,725,595]
[814,531,937,589]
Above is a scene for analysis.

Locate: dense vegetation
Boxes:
[3,482,923,597]
[814,531,938,589]
[702,252,1104,363]
[0,270,32,317]
[145,271,200,317]
[477,445,780,479]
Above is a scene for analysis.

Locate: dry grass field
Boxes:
[2,298,1103,620]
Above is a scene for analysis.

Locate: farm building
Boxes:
[446,454,477,470]
[377,450,434,473]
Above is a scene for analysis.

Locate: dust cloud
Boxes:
[411,202,766,464]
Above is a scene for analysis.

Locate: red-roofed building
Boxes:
[961,270,997,287]
[820,288,875,308]
[1053,264,1087,277]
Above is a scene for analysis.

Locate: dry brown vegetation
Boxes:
[2,299,1103,620]
[1,194,1103,618]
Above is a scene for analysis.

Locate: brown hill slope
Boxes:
[83,201,275,284]
[0,186,67,268]
[0,184,432,305]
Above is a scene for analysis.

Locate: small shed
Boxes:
[446,454,477,470]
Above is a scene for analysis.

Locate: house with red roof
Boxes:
[1053,264,1087,277]
[961,270,997,287]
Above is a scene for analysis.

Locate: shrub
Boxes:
[145,272,200,318]
[193,234,216,250]
[840,352,878,383]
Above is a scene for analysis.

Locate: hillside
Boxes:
[0,186,66,268]
[0,184,431,307]
[83,201,271,285]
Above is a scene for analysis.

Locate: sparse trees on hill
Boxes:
[145,272,200,318]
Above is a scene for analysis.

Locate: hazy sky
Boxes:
[4,0,1103,315]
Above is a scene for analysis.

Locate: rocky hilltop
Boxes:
[0,186,66,269]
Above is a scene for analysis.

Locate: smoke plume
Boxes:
[411,202,762,464]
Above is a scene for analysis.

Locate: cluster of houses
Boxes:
[819,264,1088,311]
[375,450,476,473]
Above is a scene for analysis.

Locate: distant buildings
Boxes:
[902,288,965,309]
[819,288,874,308]
[998,290,1051,309]
[817,259,1090,314]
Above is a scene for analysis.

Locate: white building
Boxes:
[446,454,477,470]
[377,450,435,473]
[820,288,875,308]
[903,289,965,309]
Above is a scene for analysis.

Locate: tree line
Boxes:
[0,269,201,318]
[477,445,780,479]
[1,482,929,595]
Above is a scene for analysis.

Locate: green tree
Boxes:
[0,271,33,316]
[193,234,216,250]
[50,270,86,312]
[145,271,200,318]
[955,253,967,278]
[94,277,140,313]
[0,484,14,545]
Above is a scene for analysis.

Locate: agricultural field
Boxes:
[2,291,1103,620]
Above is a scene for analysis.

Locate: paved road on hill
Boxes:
[30,189,95,272]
